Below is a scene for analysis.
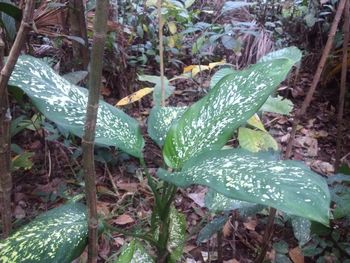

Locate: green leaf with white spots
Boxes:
[157,149,330,225]
[147,106,187,147]
[167,207,186,263]
[114,240,154,263]
[238,127,278,152]
[9,56,144,158]
[204,188,257,212]
[260,96,293,115]
[0,203,88,263]
[210,67,235,88]
[162,47,301,169]
[291,216,311,246]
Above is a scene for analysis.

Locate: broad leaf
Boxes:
[11,152,34,171]
[114,240,154,263]
[238,127,278,152]
[9,56,144,158]
[167,207,186,263]
[204,188,257,212]
[260,96,293,115]
[0,203,88,263]
[163,47,301,169]
[147,106,186,147]
[138,75,175,106]
[157,149,330,224]
[0,1,22,20]
[197,214,229,243]
[291,216,311,246]
[62,71,88,85]
[210,67,235,88]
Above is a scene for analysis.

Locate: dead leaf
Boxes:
[114,214,134,225]
[116,87,154,106]
[243,217,257,231]
[188,191,206,207]
[14,205,26,219]
[310,160,334,175]
[97,202,110,217]
[289,246,304,263]
[223,260,239,263]
[223,219,233,237]
[118,182,139,192]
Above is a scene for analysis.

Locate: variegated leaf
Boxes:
[9,56,144,158]
[0,203,87,263]
[157,149,330,224]
[238,127,278,152]
[163,47,301,168]
[147,106,187,147]
[167,207,186,263]
[114,240,154,263]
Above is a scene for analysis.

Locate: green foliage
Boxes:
[138,75,175,106]
[167,207,186,263]
[0,203,88,263]
[114,240,154,263]
[238,127,278,152]
[158,149,330,224]
[197,214,228,243]
[163,47,301,169]
[147,106,186,147]
[0,0,20,41]
[9,56,144,158]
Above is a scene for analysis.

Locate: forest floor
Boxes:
[9,56,350,262]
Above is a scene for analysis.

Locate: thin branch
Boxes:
[82,0,108,261]
[157,0,165,106]
[335,0,349,170]
[0,0,34,239]
[285,0,347,158]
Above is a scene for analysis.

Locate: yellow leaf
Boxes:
[168,21,177,34]
[208,60,226,69]
[116,87,154,106]
[247,114,266,132]
[191,65,210,77]
[183,60,226,77]
[168,36,176,48]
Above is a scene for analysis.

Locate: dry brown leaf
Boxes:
[118,182,139,192]
[223,259,239,263]
[289,246,304,263]
[97,202,110,217]
[188,191,206,207]
[114,214,135,225]
[223,219,233,237]
[243,217,257,231]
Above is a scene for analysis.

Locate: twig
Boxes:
[157,0,165,106]
[82,0,108,261]
[335,0,349,170]
[0,0,34,239]
[105,163,119,195]
[285,0,347,158]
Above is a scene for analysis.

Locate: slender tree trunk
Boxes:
[82,0,108,261]
[256,0,347,260]
[69,0,89,70]
[157,0,165,106]
[0,0,34,239]
[335,0,349,170]
[285,0,347,158]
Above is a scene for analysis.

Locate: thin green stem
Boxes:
[104,222,159,248]
[139,156,162,214]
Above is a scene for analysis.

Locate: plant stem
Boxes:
[285,0,347,158]
[103,222,159,248]
[69,0,89,70]
[157,0,165,106]
[335,0,349,170]
[0,0,34,238]
[140,156,162,213]
[82,0,108,261]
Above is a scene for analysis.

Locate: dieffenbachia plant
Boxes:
[0,203,88,263]
[8,56,144,158]
[5,46,330,262]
